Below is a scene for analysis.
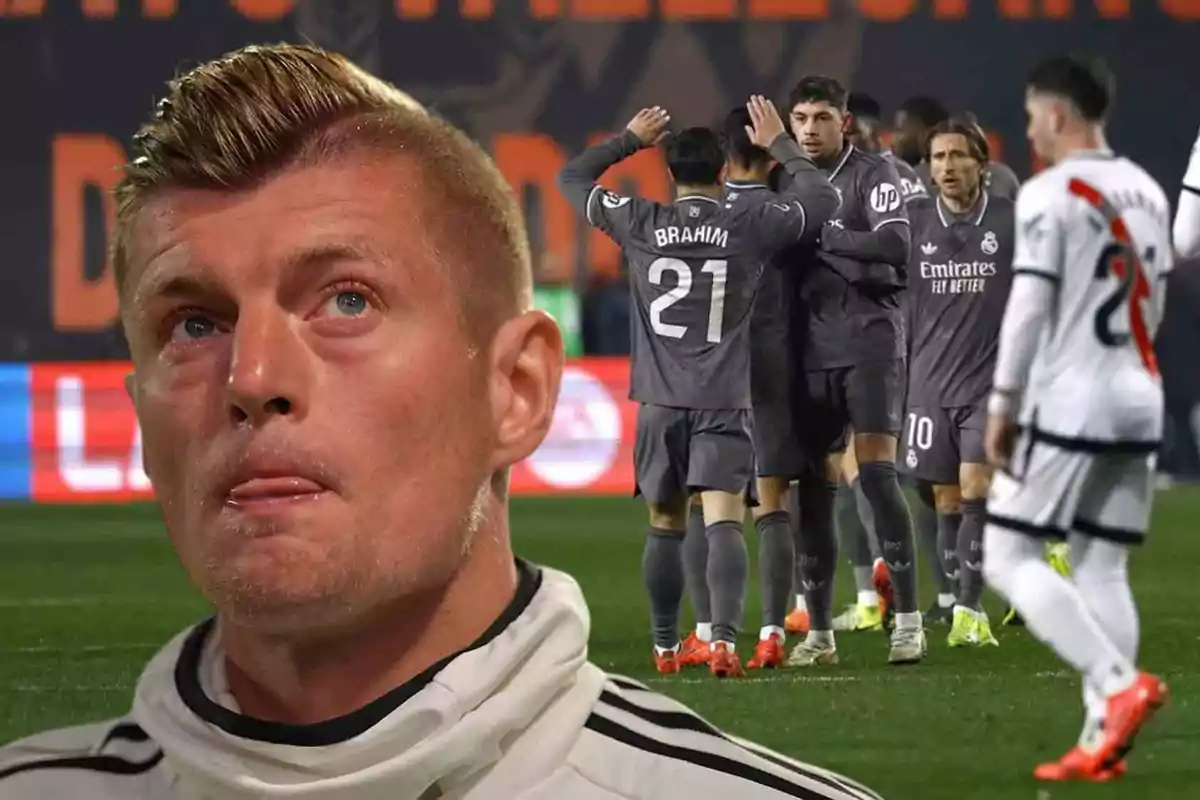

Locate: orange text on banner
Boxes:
[52,134,124,332]
[1160,0,1200,18]
[4,0,1192,16]
[493,133,578,283]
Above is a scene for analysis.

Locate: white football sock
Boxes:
[1071,534,1140,748]
[938,592,956,608]
[857,590,879,608]
[1071,534,1139,667]
[1080,681,1107,751]
[806,629,835,647]
[894,611,921,630]
[695,622,713,643]
[984,526,1136,697]
[759,625,785,640]
[794,594,808,612]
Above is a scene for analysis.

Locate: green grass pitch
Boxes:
[2,490,1199,798]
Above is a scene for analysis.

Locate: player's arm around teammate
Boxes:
[557,100,836,681]
[780,77,923,668]
[681,103,840,670]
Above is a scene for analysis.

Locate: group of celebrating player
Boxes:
[558,52,1178,782]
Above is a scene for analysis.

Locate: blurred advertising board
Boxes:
[0,359,637,502]
[0,350,1196,503]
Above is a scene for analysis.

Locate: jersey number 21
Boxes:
[648,257,728,344]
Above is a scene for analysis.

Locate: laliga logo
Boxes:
[526,366,621,489]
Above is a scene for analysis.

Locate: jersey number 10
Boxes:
[648,257,729,344]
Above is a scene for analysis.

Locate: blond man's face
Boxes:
[120,153,497,635]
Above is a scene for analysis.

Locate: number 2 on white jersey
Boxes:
[1092,243,1158,375]
[648,257,728,343]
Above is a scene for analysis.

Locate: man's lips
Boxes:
[227,476,327,503]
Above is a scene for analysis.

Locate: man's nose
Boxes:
[225,307,308,428]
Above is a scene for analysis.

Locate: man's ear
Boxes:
[487,310,564,471]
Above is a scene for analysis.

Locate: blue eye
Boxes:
[170,315,216,342]
[328,291,369,317]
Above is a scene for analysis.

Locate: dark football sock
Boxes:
[914,483,955,596]
[787,484,805,600]
[755,511,794,629]
[643,528,685,650]
[682,503,711,625]
[958,498,988,610]
[837,481,874,593]
[853,478,881,558]
[706,520,749,645]
[795,477,839,631]
[937,510,963,596]
[858,460,918,615]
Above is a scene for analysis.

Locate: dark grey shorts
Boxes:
[900,403,987,485]
[751,400,802,478]
[799,359,906,458]
[751,333,801,478]
[634,404,756,506]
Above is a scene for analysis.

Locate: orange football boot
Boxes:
[1034,747,1127,782]
[784,608,810,635]
[653,647,680,675]
[872,558,894,630]
[747,632,785,669]
[678,632,711,668]
[1079,672,1168,773]
[709,641,744,679]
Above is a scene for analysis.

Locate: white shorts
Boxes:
[985,428,1156,546]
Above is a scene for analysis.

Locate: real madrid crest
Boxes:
[981,231,999,255]
[906,449,919,469]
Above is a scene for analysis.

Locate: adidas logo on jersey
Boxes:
[921,242,938,255]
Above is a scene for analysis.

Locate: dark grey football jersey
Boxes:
[587,191,807,409]
[558,129,836,409]
[985,161,1021,201]
[884,151,930,205]
[724,180,787,339]
[798,145,909,369]
[905,193,1015,407]
[917,160,1020,202]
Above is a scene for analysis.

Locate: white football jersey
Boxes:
[1173,123,1200,259]
[1183,124,1200,190]
[0,563,880,800]
[1012,151,1173,445]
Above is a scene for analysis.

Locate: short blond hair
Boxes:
[113,43,531,338]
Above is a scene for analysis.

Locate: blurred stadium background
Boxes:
[2,3,1200,797]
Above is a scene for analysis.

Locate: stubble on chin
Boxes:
[194,477,496,638]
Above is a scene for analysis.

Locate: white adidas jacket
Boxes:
[0,562,882,800]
